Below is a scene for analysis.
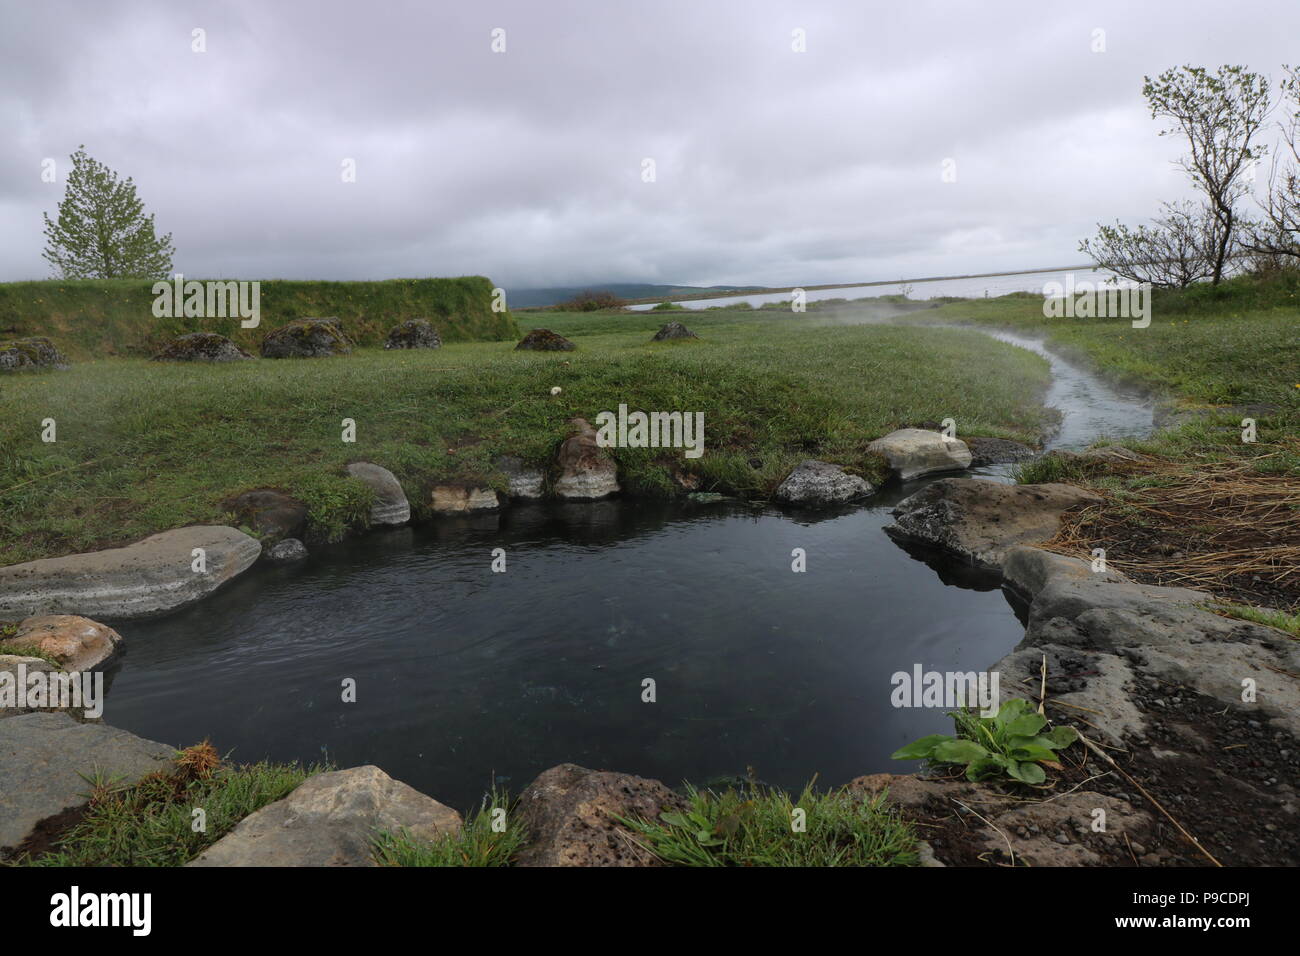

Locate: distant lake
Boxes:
[627,268,1119,310]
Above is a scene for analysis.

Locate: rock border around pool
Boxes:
[9,501,1296,864]
[0,526,261,621]
[0,426,1037,620]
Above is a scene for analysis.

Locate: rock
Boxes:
[553,418,620,500]
[773,459,873,507]
[999,544,1300,743]
[885,478,1103,572]
[514,763,687,867]
[265,538,308,563]
[260,317,354,359]
[964,436,1036,467]
[346,462,411,526]
[1001,546,1126,598]
[6,616,122,671]
[0,655,84,721]
[430,485,501,514]
[0,712,173,854]
[0,336,69,372]
[651,322,698,341]
[0,526,261,620]
[495,456,545,500]
[151,332,254,362]
[188,765,461,867]
[515,328,576,351]
[867,428,972,480]
[384,318,441,350]
[222,488,308,540]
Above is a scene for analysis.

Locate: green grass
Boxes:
[0,641,61,665]
[922,281,1300,412]
[620,782,919,866]
[1205,602,1300,638]
[0,311,1054,565]
[372,787,526,866]
[0,276,518,360]
[14,747,325,867]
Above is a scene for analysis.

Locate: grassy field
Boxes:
[923,282,1298,414]
[0,307,1054,565]
[0,276,519,360]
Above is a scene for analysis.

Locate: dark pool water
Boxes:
[99,331,1154,810]
[102,489,1025,810]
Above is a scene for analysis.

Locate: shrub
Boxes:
[558,289,626,311]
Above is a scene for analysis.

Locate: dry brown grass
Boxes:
[1040,445,1300,611]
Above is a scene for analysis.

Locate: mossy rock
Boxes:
[651,321,698,341]
[0,337,70,372]
[515,328,576,352]
[152,332,255,363]
[385,318,442,350]
[261,318,355,359]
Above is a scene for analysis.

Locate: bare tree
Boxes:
[1243,65,1300,264]
[1141,65,1272,283]
[1080,200,1223,288]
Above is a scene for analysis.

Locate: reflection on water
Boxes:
[105,494,1025,809]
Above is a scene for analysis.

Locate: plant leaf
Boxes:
[891,734,950,760]
[1006,760,1047,785]
[965,755,1009,781]
[1004,713,1048,737]
[932,738,989,764]
[1045,726,1079,748]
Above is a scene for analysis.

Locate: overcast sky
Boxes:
[3,0,1298,290]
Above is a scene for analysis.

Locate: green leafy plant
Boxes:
[891,698,1079,785]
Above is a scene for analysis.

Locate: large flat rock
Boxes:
[0,712,173,854]
[885,478,1102,572]
[0,526,261,620]
[999,545,1300,742]
[188,765,461,866]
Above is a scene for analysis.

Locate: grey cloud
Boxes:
[2,0,1298,288]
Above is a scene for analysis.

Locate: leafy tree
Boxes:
[1143,65,1271,283]
[1081,65,1271,287]
[1080,200,1223,288]
[42,146,175,279]
[1244,65,1300,264]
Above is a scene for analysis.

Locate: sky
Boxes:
[3,0,1298,290]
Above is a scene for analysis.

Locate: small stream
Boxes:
[101,329,1155,809]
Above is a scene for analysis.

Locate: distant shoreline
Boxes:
[619,264,1100,305]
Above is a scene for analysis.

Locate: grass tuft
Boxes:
[620,781,919,867]
[372,786,525,867]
